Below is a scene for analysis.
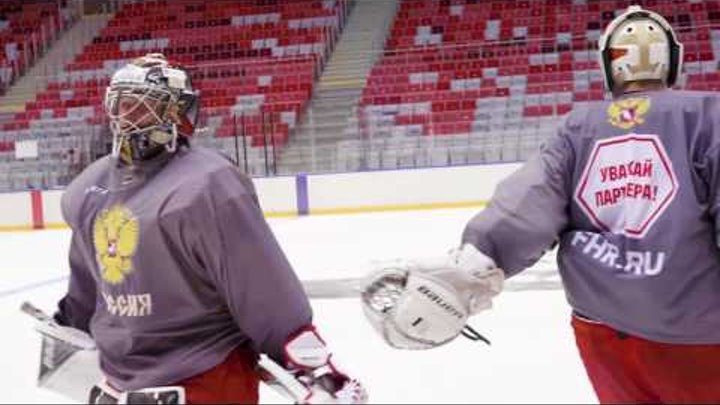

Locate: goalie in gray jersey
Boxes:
[52,53,367,404]
[360,6,720,404]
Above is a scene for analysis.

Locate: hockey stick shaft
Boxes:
[300,274,563,299]
[257,355,310,404]
[21,301,53,322]
[301,277,365,299]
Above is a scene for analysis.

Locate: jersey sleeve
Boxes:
[462,124,575,277]
[54,227,97,332]
[693,96,720,247]
[190,167,313,364]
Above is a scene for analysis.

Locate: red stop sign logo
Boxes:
[574,134,678,238]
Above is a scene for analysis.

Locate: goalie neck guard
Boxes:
[105,53,199,165]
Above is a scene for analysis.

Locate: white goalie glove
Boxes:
[361,243,504,350]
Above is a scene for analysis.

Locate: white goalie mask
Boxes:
[104,53,199,164]
[598,5,683,95]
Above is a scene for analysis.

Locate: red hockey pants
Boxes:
[572,314,720,404]
[178,347,260,404]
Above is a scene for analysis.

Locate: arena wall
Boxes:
[0,163,523,231]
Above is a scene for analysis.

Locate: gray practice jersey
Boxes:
[463,89,720,344]
[56,146,312,390]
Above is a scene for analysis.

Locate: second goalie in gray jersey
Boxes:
[361,6,720,404]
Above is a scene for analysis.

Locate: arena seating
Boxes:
[358,0,720,146]
[0,0,347,189]
[3,0,720,188]
[82,0,342,145]
[15,0,345,145]
[0,1,64,94]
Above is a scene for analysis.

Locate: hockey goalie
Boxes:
[32,53,367,405]
[352,6,720,404]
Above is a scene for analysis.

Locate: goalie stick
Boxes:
[302,277,492,346]
[21,302,311,404]
[302,277,367,299]
[301,269,563,299]
[256,355,312,404]
[300,252,562,299]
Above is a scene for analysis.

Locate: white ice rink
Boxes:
[0,207,597,404]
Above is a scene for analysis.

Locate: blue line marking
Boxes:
[0,275,68,299]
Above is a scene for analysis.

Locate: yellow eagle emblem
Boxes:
[607,97,651,130]
[93,205,139,285]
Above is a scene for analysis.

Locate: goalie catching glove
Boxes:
[283,326,368,404]
[361,243,504,350]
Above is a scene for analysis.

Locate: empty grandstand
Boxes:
[0,0,718,190]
